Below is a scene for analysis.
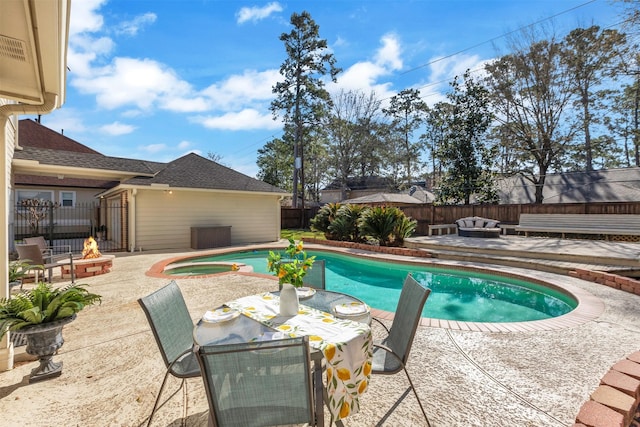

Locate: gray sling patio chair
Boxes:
[195,336,316,427]
[15,243,74,283]
[138,281,201,426]
[371,274,432,427]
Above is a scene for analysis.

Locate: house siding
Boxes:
[134,190,281,251]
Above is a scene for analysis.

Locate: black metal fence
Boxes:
[13,201,128,253]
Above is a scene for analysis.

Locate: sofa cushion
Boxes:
[474,219,485,228]
[486,220,498,228]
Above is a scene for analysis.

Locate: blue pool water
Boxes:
[169,250,577,323]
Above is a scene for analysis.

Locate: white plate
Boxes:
[296,286,316,300]
[202,307,240,324]
[334,302,368,316]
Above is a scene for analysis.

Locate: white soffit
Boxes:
[0,0,69,106]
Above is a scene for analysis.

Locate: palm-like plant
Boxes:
[0,282,101,339]
[310,203,342,240]
[359,206,417,246]
[359,206,398,246]
[329,204,368,242]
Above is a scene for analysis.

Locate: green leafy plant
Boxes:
[310,203,342,240]
[359,206,417,246]
[0,282,101,339]
[266,238,315,288]
[9,259,38,283]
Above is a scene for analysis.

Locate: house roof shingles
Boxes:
[16,120,287,195]
[122,153,286,193]
[18,119,101,154]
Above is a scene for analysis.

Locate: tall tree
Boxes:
[325,89,383,200]
[256,136,293,191]
[485,30,577,203]
[271,11,340,208]
[382,88,427,186]
[561,26,626,171]
[436,70,497,205]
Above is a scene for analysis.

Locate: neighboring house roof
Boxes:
[18,119,100,154]
[323,176,395,191]
[496,168,640,204]
[119,153,287,194]
[343,192,423,205]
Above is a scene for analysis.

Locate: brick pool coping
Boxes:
[146,240,611,333]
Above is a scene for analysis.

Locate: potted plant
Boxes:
[95,225,107,241]
[9,259,38,291]
[266,238,315,288]
[267,239,315,316]
[0,282,101,382]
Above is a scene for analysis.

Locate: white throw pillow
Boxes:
[474,219,484,228]
[486,220,497,228]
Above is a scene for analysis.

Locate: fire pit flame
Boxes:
[82,236,102,259]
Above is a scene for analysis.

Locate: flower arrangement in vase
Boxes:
[266,238,315,288]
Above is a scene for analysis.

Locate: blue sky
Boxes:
[40,0,623,178]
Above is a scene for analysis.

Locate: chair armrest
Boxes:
[372,342,404,366]
[46,244,72,254]
[371,316,391,333]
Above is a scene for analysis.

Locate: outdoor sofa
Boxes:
[455,216,501,238]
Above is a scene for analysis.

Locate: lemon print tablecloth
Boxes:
[226,293,373,421]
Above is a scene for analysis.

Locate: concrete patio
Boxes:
[1,237,640,426]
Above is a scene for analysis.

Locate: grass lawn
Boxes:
[280,229,325,241]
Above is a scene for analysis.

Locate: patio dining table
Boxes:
[193,289,373,425]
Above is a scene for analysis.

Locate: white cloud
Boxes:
[329,33,402,100]
[236,2,283,24]
[100,121,136,136]
[192,109,281,131]
[178,141,192,150]
[375,33,403,71]
[140,143,167,154]
[72,57,197,111]
[41,109,87,134]
[161,97,210,113]
[428,53,485,82]
[201,69,280,110]
[69,0,106,37]
[116,13,157,36]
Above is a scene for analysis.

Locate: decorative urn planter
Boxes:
[19,314,76,383]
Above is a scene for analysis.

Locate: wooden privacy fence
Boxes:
[281,207,320,229]
[281,202,640,236]
[400,202,640,236]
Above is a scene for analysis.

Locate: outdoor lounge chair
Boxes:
[138,281,201,426]
[15,243,75,283]
[195,336,316,427]
[371,274,432,427]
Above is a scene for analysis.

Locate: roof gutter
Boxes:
[0,92,58,131]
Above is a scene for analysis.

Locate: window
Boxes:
[60,191,76,207]
[16,190,53,205]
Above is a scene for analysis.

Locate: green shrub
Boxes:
[359,206,416,246]
[328,204,368,242]
[310,203,341,240]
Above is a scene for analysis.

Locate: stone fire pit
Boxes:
[60,255,115,279]
[59,236,115,279]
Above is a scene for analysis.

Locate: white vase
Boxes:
[279,283,299,316]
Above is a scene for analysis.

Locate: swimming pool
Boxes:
[164,249,578,323]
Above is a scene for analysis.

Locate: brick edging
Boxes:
[569,269,640,297]
[574,351,640,427]
[302,238,432,258]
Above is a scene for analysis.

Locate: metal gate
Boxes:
[12,200,129,253]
